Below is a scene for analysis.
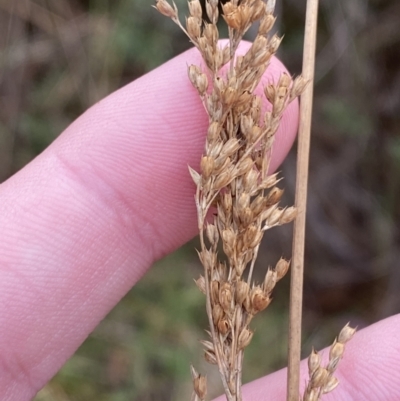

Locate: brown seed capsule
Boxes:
[338,323,356,344]
[221,138,241,158]
[203,23,219,46]
[259,14,276,35]
[235,280,250,305]
[279,206,297,224]
[238,328,254,349]
[188,0,202,19]
[269,34,282,53]
[217,318,230,335]
[267,187,284,205]
[264,84,276,103]
[212,304,223,326]
[329,340,345,361]
[291,75,308,100]
[195,73,208,95]
[206,223,219,246]
[222,9,242,30]
[263,268,277,294]
[244,225,260,248]
[214,169,232,190]
[188,65,202,91]
[219,282,233,313]
[250,286,271,313]
[275,258,290,280]
[194,374,207,400]
[154,0,177,18]
[207,121,221,143]
[311,367,329,388]
[187,16,201,39]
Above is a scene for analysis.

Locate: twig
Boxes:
[287,1,319,401]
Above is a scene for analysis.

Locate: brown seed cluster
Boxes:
[303,324,356,401]
[154,1,307,401]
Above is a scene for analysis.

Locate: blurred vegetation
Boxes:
[1,0,400,400]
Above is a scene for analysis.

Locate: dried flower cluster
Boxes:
[303,324,356,401]
[154,1,354,401]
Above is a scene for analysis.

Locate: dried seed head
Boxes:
[195,276,206,294]
[188,0,202,19]
[259,14,276,35]
[250,0,266,22]
[219,282,233,313]
[222,5,242,30]
[245,225,263,249]
[323,376,339,394]
[188,65,208,94]
[205,0,219,24]
[275,258,290,280]
[235,280,249,305]
[212,303,224,326]
[268,33,282,53]
[338,323,356,344]
[203,23,219,46]
[236,156,254,176]
[265,206,283,227]
[329,340,345,361]
[263,268,277,293]
[250,286,271,313]
[308,348,321,375]
[267,187,284,205]
[154,0,177,18]
[264,84,275,103]
[311,367,329,388]
[187,16,201,38]
[214,169,233,189]
[207,121,220,142]
[217,317,230,335]
[238,328,254,349]
[206,223,219,245]
[221,138,241,157]
[222,228,236,251]
[291,75,308,100]
[279,206,297,224]
[193,373,207,400]
[200,156,214,179]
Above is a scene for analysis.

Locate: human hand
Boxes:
[0,43,398,400]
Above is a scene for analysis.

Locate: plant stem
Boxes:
[287,1,319,401]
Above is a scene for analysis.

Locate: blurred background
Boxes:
[0,0,399,400]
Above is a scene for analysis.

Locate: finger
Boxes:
[213,314,400,401]
[0,42,299,400]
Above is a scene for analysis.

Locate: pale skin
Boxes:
[0,43,399,401]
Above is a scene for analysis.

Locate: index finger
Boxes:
[0,42,299,400]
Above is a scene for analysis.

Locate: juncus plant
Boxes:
[154,1,355,400]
